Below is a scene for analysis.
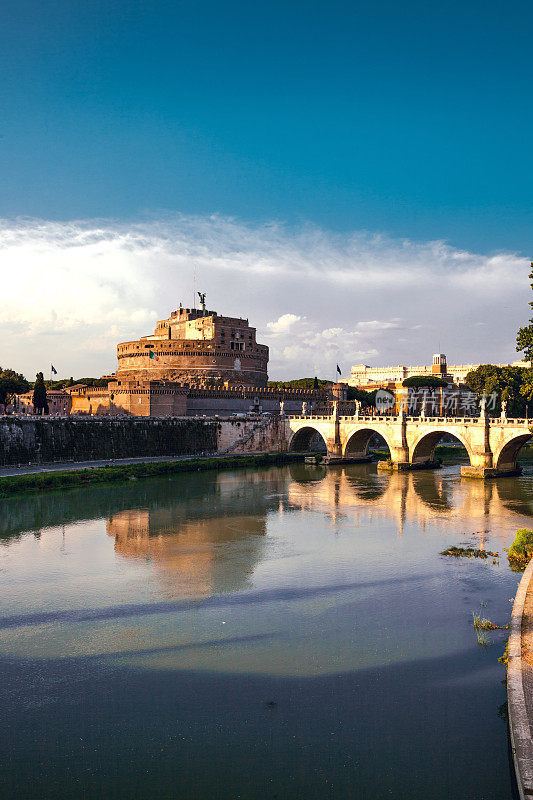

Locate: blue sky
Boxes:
[1,0,532,253]
[1,1,532,379]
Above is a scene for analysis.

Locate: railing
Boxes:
[286,413,531,425]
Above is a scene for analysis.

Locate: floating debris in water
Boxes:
[440,546,498,559]
[472,612,509,631]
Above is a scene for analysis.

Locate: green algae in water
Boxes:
[441,546,499,559]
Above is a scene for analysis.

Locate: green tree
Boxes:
[345,385,376,407]
[465,364,528,416]
[0,367,29,407]
[520,371,533,406]
[402,375,447,388]
[32,372,48,415]
[267,377,330,390]
[516,262,533,362]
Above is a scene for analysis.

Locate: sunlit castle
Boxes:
[116,293,269,387]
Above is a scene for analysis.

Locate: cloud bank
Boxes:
[0,215,528,380]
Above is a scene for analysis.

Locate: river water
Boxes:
[1,457,532,799]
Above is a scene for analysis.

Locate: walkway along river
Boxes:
[1,452,532,799]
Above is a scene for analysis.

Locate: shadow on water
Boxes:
[0,648,514,800]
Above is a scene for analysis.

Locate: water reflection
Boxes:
[107,509,267,599]
[287,462,533,542]
[2,462,532,800]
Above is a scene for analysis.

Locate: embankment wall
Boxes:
[0,418,218,466]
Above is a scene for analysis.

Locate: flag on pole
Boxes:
[149,351,159,361]
[51,364,57,375]
[336,364,342,376]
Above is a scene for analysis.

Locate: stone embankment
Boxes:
[0,416,285,467]
[508,557,533,799]
[0,417,218,466]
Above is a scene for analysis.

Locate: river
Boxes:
[1,456,532,799]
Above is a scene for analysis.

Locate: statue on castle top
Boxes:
[197,292,206,313]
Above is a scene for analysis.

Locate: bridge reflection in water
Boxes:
[286,461,533,544]
[102,461,533,599]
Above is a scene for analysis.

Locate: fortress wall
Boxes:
[216,417,284,453]
[216,419,261,451]
[186,395,312,416]
[0,418,218,466]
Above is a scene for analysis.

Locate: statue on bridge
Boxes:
[279,400,285,416]
[301,401,308,416]
[501,398,507,420]
[480,391,487,418]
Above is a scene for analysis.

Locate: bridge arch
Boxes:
[343,426,394,459]
[410,429,473,465]
[493,432,532,472]
[288,425,328,453]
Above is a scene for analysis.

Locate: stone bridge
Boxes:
[285,411,532,478]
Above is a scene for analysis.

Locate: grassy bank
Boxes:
[507,529,533,572]
[0,453,302,497]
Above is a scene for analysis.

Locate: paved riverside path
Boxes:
[508,557,533,799]
[0,452,234,478]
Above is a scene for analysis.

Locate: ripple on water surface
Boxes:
[1,460,532,800]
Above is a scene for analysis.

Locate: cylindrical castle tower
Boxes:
[116,305,269,387]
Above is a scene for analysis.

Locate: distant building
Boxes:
[116,303,269,387]
[15,390,71,415]
[344,353,530,389]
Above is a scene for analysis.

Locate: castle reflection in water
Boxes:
[105,463,533,599]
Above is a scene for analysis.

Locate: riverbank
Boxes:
[0,452,302,497]
[509,556,533,800]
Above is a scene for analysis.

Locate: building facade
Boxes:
[116,305,269,387]
[67,381,331,417]
[344,353,530,388]
[15,390,71,415]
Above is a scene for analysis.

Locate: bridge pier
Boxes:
[461,465,523,479]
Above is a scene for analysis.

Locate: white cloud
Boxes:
[266,313,302,334]
[0,214,529,380]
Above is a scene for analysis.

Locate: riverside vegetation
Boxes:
[507,529,533,571]
[0,453,301,497]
